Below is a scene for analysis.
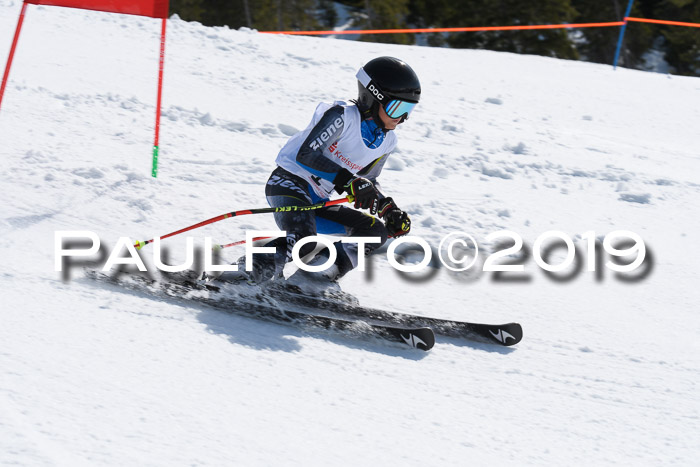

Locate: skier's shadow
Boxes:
[88,272,428,357]
[197,308,430,360]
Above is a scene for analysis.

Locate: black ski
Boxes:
[196,271,521,347]
[84,270,435,351]
[263,286,523,346]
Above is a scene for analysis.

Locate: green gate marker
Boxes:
[151,145,159,177]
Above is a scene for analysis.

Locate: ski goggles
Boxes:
[384,99,417,120]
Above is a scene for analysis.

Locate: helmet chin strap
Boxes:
[370,101,390,132]
[354,99,391,132]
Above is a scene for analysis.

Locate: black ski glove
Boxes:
[334,169,379,214]
[378,197,411,237]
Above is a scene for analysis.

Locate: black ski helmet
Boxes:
[356,56,421,128]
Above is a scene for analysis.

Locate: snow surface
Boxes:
[1,0,700,464]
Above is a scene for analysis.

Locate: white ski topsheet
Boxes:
[0,1,698,465]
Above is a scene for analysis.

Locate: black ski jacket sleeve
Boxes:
[295,105,348,185]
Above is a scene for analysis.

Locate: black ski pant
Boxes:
[264,166,388,276]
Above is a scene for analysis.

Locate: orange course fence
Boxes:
[261,21,625,35]
[626,17,700,28]
[260,14,700,71]
[259,17,699,36]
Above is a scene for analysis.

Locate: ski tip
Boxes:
[398,327,435,351]
[488,323,523,346]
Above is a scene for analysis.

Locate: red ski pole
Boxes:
[215,236,272,250]
[133,196,354,250]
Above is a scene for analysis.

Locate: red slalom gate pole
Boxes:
[0,2,28,112]
[151,17,167,177]
[134,196,354,250]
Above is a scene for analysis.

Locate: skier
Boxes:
[244,56,421,286]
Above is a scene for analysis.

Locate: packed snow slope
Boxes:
[1,1,699,465]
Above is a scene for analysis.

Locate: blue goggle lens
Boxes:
[384,99,417,119]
